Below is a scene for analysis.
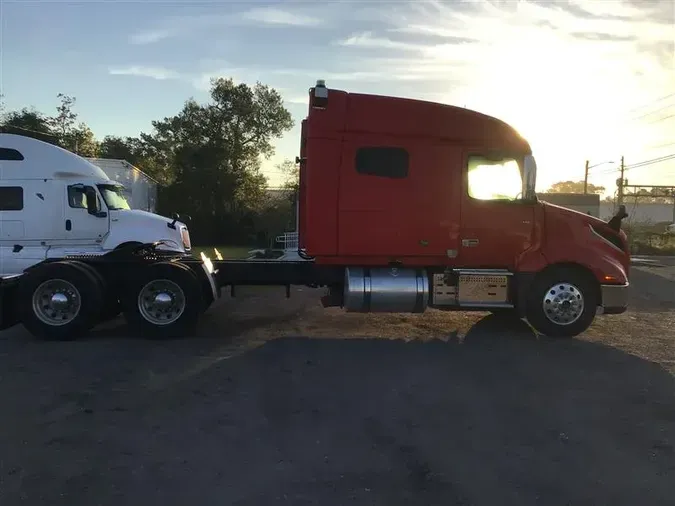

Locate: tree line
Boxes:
[545,180,674,204]
[0,79,300,247]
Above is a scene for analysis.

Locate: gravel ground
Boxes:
[0,260,674,505]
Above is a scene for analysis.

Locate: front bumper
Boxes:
[598,282,629,315]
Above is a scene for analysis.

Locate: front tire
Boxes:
[123,262,203,339]
[525,267,598,338]
[18,261,104,340]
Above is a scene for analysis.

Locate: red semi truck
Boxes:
[0,80,630,340]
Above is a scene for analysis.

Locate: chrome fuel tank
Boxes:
[343,267,429,313]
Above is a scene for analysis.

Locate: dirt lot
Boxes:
[1,260,674,505]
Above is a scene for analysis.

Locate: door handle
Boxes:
[461,239,479,247]
[65,219,72,231]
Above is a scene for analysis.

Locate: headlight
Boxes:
[180,226,191,251]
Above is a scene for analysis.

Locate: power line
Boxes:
[592,166,621,176]
[632,102,675,121]
[625,91,675,117]
[588,153,675,178]
[645,112,675,125]
[645,140,675,151]
[625,153,675,170]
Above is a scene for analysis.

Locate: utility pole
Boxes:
[617,155,625,208]
[585,159,614,195]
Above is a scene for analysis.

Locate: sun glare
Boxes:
[436,8,666,194]
[468,158,523,201]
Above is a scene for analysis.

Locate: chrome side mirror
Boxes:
[523,155,537,200]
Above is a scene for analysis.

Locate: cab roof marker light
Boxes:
[311,79,328,109]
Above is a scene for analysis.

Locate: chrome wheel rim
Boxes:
[542,282,584,326]
[32,279,81,326]
[137,279,186,325]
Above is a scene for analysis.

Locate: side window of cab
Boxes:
[67,185,101,212]
[0,186,24,211]
[467,155,523,201]
[355,147,409,179]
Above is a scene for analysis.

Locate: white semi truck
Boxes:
[0,134,192,275]
[0,134,203,338]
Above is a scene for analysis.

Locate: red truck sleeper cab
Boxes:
[297,81,629,338]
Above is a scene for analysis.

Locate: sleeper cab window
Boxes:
[0,186,24,211]
[467,155,523,201]
[355,147,409,179]
[0,148,24,161]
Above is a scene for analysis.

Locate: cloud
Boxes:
[190,69,250,92]
[108,66,180,80]
[239,7,321,27]
[337,31,424,51]
[130,29,171,45]
[130,6,322,45]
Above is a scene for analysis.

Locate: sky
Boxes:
[1,0,674,195]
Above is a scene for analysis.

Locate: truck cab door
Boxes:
[459,153,535,269]
[63,184,110,246]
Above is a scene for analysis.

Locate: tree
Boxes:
[49,93,77,140]
[545,180,605,194]
[45,93,100,155]
[67,123,99,157]
[278,158,299,193]
[149,77,294,244]
[623,188,672,204]
[1,107,58,143]
[100,135,140,163]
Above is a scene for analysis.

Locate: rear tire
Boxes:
[18,261,104,340]
[525,267,598,338]
[123,262,203,339]
[65,261,121,323]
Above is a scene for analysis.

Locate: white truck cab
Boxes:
[0,133,191,277]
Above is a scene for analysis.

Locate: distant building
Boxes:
[85,158,159,213]
[537,192,600,217]
[599,202,675,224]
[535,193,674,224]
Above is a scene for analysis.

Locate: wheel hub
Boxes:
[50,292,70,310]
[32,279,82,326]
[138,279,186,325]
[153,292,173,309]
[542,282,584,326]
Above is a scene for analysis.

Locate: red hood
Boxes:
[541,200,627,238]
[539,200,630,280]
[540,200,603,223]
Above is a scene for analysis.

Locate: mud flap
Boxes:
[515,272,536,318]
[0,275,21,331]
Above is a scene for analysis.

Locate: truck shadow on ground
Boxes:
[1,314,675,505]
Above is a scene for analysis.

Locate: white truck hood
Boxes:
[105,209,189,252]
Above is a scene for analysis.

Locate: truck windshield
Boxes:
[97,184,131,210]
[468,155,524,202]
